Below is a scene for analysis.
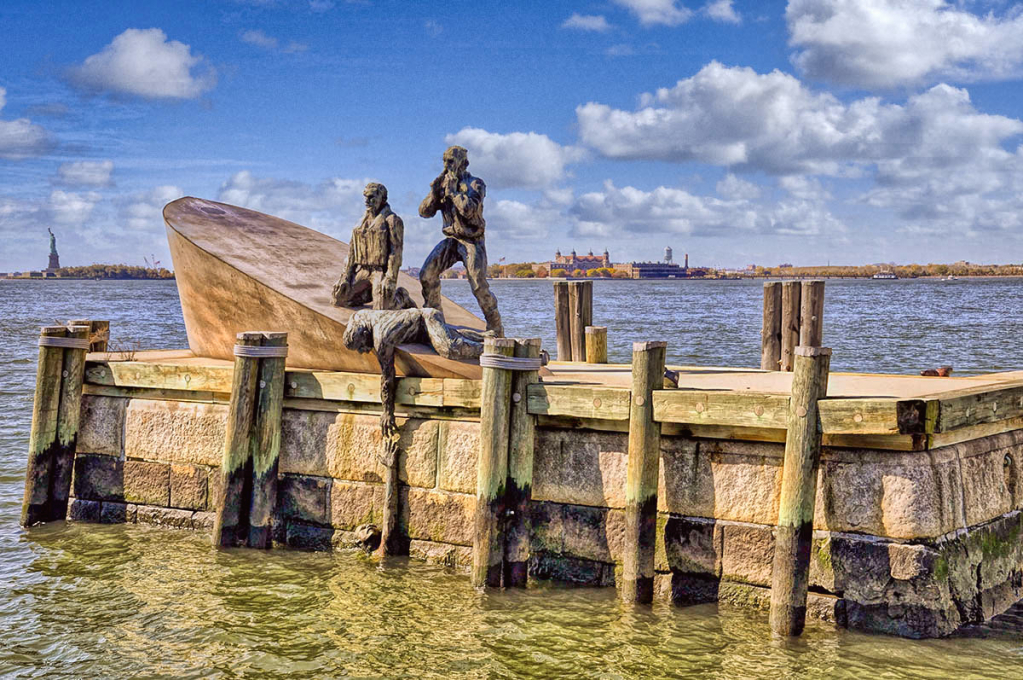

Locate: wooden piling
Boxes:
[70,319,109,353]
[761,282,782,371]
[554,282,572,362]
[21,326,69,526]
[48,324,90,522]
[569,281,593,362]
[472,337,515,588]
[770,345,831,637]
[622,340,667,603]
[504,338,541,587]
[213,331,263,548]
[585,326,608,364]
[798,280,825,348]
[248,331,287,549]
[779,282,801,372]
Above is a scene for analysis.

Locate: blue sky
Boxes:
[2,0,1023,272]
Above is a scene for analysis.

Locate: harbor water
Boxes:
[2,278,1023,678]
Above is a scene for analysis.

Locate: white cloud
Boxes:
[444,127,587,190]
[121,185,185,230]
[49,190,102,226]
[56,160,114,187]
[716,173,760,200]
[241,29,308,53]
[612,0,692,26]
[787,0,1023,88]
[69,28,216,99]
[424,20,443,37]
[562,13,612,31]
[576,62,1023,177]
[704,0,740,23]
[0,86,53,160]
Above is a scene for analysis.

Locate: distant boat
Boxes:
[872,271,898,280]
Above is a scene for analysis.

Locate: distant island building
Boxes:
[543,246,704,279]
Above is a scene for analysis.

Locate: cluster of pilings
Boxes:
[761,280,824,371]
[553,280,607,364]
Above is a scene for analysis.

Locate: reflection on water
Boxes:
[3,279,1023,678]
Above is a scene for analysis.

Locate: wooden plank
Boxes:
[83,384,225,404]
[927,381,1023,433]
[282,397,481,422]
[927,416,1023,449]
[85,361,234,393]
[527,383,632,421]
[818,398,927,435]
[284,371,480,409]
[653,390,790,429]
[659,422,922,451]
[535,414,630,433]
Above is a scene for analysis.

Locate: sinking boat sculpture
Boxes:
[164,197,486,379]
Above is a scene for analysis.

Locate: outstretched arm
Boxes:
[385,214,403,289]
[421,309,484,360]
[419,174,445,218]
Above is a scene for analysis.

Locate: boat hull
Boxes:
[164,197,485,379]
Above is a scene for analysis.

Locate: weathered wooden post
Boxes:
[585,326,608,364]
[248,331,288,549]
[473,337,516,587]
[21,326,70,526]
[622,340,666,603]
[779,281,801,372]
[504,337,541,587]
[70,318,109,353]
[553,281,572,362]
[569,280,593,362]
[48,324,90,522]
[770,345,831,636]
[213,331,263,548]
[798,280,825,348]
[761,282,782,370]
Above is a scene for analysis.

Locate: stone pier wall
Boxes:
[67,394,1023,638]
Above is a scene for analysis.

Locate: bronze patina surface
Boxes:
[164,197,486,378]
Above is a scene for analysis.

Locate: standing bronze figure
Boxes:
[418,146,503,336]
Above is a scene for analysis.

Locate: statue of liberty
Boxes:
[47,228,60,270]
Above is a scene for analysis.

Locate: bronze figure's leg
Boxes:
[419,238,460,311]
[335,267,373,307]
[461,239,503,337]
[421,308,485,360]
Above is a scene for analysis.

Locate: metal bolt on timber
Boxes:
[21,326,69,526]
[472,337,516,588]
[769,345,832,637]
[798,280,825,348]
[49,324,90,522]
[779,281,801,372]
[622,340,667,603]
[761,282,782,371]
[585,326,608,364]
[553,281,572,362]
[568,280,593,362]
[504,338,542,587]
[248,332,288,549]
[213,331,263,548]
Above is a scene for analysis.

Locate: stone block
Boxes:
[100,501,131,524]
[659,515,720,576]
[77,395,125,456]
[404,488,475,546]
[409,539,472,569]
[398,419,438,489]
[528,552,614,586]
[125,400,227,467]
[437,420,479,494]
[705,444,783,526]
[123,460,170,506]
[135,506,195,529]
[879,466,945,539]
[326,413,385,483]
[68,498,101,522]
[280,409,330,476]
[169,464,208,510]
[560,504,624,563]
[329,481,382,530]
[72,453,123,501]
[654,572,720,605]
[720,522,774,586]
[960,447,1013,528]
[529,501,565,554]
[192,512,215,532]
[815,459,884,534]
[532,428,627,508]
[658,437,713,517]
[286,521,334,551]
[278,475,331,525]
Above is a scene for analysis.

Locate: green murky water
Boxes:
[3,278,1023,678]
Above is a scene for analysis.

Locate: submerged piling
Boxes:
[770,345,831,636]
[248,332,288,549]
[761,282,782,371]
[213,331,263,547]
[473,337,516,587]
[622,340,666,603]
[585,326,608,364]
[554,282,572,362]
[504,337,541,587]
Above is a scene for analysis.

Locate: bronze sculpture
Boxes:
[418,146,503,336]
[332,183,413,310]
